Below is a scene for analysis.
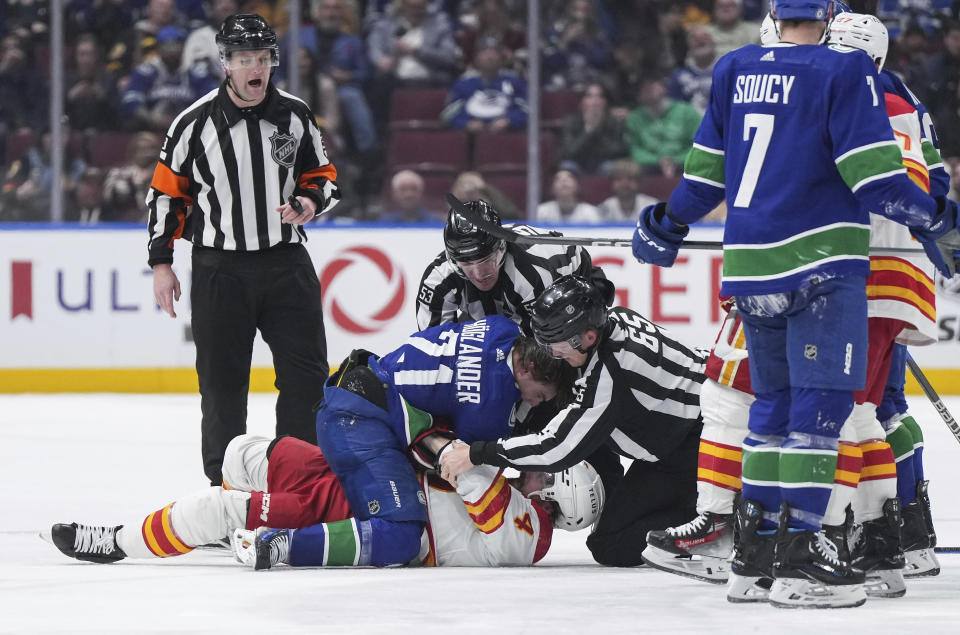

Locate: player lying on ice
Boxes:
[46,319,604,568]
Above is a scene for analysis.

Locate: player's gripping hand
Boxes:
[911,197,960,277]
[632,202,689,268]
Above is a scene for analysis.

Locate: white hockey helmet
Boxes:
[533,461,605,531]
[760,12,779,46]
[827,13,889,71]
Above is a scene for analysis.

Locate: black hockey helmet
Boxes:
[216,14,279,67]
[443,199,506,266]
[530,275,609,349]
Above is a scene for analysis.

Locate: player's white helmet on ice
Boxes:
[531,461,605,531]
[827,13,889,71]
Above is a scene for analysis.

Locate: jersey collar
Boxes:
[218,81,282,127]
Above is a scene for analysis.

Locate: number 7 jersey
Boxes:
[668,43,937,297]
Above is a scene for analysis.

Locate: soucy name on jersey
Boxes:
[456,319,489,403]
[733,74,796,104]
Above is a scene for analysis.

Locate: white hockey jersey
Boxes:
[413,465,553,567]
[867,92,937,346]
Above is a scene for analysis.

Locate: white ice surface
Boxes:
[2,394,959,633]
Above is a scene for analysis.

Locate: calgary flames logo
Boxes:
[319,246,406,334]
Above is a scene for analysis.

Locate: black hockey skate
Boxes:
[769,504,865,609]
[851,498,906,598]
[50,523,126,564]
[726,499,776,603]
[642,511,733,584]
[902,481,940,578]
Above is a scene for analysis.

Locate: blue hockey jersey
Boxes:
[376,315,522,444]
[669,43,938,296]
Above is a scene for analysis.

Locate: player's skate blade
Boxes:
[726,573,772,603]
[768,578,866,609]
[903,548,940,578]
[641,544,729,584]
[864,569,906,598]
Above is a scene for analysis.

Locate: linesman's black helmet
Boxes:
[530,275,608,349]
[443,200,506,265]
[216,14,279,67]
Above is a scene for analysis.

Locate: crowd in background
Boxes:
[2,0,960,223]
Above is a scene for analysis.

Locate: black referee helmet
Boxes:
[530,275,608,348]
[216,14,279,65]
[443,200,506,264]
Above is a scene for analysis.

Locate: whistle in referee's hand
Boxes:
[288,195,304,215]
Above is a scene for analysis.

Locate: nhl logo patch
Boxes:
[804,344,818,360]
[368,499,381,515]
[269,130,296,168]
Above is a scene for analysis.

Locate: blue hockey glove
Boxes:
[632,202,689,267]
[911,198,960,277]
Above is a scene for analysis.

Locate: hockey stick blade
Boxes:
[906,353,960,447]
[445,194,922,254]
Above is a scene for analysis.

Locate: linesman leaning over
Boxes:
[147,14,340,487]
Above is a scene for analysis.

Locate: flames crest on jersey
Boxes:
[269,130,296,168]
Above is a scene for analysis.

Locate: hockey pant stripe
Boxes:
[142,504,193,558]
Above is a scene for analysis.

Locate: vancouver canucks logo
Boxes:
[269,129,296,168]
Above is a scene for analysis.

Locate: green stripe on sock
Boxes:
[742,447,779,483]
[886,422,914,460]
[325,519,359,566]
[901,415,924,446]
[779,451,837,486]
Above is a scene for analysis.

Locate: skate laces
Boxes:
[668,512,712,537]
[75,524,117,555]
[813,533,843,567]
[263,529,290,566]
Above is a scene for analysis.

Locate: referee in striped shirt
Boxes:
[440,275,707,566]
[147,14,340,487]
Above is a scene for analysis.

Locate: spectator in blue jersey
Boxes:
[542,0,614,91]
[558,82,627,176]
[442,36,528,134]
[121,25,219,132]
[381,169,440,223]
[667,26,717,116]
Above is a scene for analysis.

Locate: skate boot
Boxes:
[232,527,292,570]
[642,511,733,584]
[726,499,775,603]
[769,504,866,609]
[50,523,126,563]
[851,498,906,598]
[902,481,939,578]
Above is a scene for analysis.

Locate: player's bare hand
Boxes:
[439,440,472,486]
[152,264,181,318]
[277,196,317,225]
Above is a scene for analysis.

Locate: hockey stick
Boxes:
[444,193,925,255]
[904,354,960,554]
[905,353,960,447]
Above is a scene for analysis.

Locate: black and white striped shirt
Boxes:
[146,81,340,266]
[416,225,600,334]
[470,307,708,472]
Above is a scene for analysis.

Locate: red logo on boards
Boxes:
[319,246,406,334]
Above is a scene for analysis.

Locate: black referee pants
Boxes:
[191,244,329,486]
[586,425,700,567]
